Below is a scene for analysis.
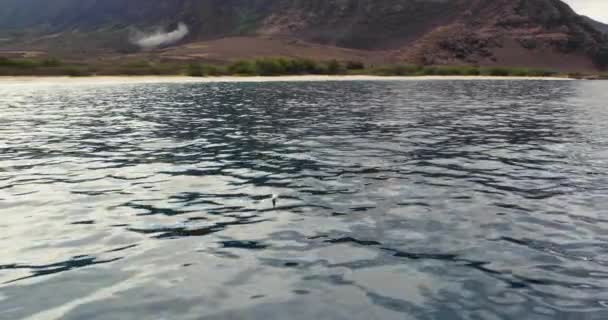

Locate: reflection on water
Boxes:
[1,80,608,320]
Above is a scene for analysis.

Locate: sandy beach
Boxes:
[0,75,573,85]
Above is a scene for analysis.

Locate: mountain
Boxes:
[583,16,608,34]
[1,0,607,71]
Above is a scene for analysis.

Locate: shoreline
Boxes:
[0,75,575,85]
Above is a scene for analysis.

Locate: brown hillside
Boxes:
[1,0,607,71]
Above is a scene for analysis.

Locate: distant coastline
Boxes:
[2,57,605,81]
[0,75,577,85]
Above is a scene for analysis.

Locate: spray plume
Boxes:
[132,23,189,49]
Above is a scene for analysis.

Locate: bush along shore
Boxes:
[1,56,606,78]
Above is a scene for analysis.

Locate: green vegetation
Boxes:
[226,58,336,76]
[0,57,62,69]
[345,61,365,70]
[186,63,205,77]
[366,64,557,77]
[0,57,93,76]
[0,56,574,78]
[191,58,346,76]
[228,60,257,75]
[0,57,185,76]
[326,59,344,75]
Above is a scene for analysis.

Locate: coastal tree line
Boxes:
[1,56,606,78]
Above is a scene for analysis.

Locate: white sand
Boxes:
[0,75,572,86]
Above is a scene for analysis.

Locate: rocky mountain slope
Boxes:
[1,0,607,70]
[583,16,608,34]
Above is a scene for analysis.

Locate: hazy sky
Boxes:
[563,0,608,22]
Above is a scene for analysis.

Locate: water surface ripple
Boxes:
[1,80,608,320]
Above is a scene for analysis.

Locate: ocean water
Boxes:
[1,79,608,320]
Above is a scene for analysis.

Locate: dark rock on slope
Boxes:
[583,16,608,34]
[397,0,608,70]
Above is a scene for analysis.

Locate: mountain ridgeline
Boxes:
[1,0,607,70]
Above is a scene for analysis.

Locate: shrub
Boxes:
[0,58,38,68]
[187,63,205,77]
[526,68,556,77]
[252,58,284,75]
[462,66,481,75]
[371,65,486,76]
[369,66,395,76]
[279,58,294,73]
[228,60,257,75]
[511,68,530,77]
[284,58,319,74]
[434,66,467,75]
[346,61,365,70]
[300,58,321,74]
[255,58,281,76]
[420,66,438,75]
[394,65,421,75]
[482,67,510,76]
[63,67,91,77]
[205,65,225,76]
[41,58,62,67]
[0,56,566,78]
[326,59,344,75]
